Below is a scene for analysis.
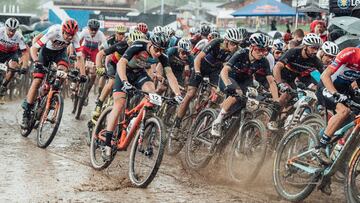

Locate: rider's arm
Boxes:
[321,67,337,93]
[220,65,232,86]
[32,33,43,47]
[273,61,284,83]
[164,66,181,96]
[194,51,205,73]
[95,50,106,69]
[267,75,279,99]
[117,57,128,81]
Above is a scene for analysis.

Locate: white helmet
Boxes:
[5,18,19,30]
[322,41,339,56]
[249,33,271,48]
[153,26,163,34]
[189,27,199,35]
[175,29,184,38]
[178,38,191,52]
[224,28,242,43]
[273,39,285,51]
[163,26,175,38]
[302,33,323,46]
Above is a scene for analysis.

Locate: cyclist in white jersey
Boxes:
[21,19,86,129]
[0,18,29,98]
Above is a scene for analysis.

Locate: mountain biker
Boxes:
[191,24,212,55]
[135,22,149,39]
[21,19,86,129]
[190,23,210,48]
[106,25,127,47]
[210,33,276,136]
[91,30,146,122]
[268,33,324,131]
[101,32,183,160]
[171,28,242,136]
[272,39,285,62]
[0,18,29,99]
[317,41,339,68]
[315,47,360,164]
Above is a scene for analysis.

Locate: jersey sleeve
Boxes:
[104,41,127,56]
[34,26,57,48]
[17,34,27,50]
[226,49,244,70]
[122,42,145,61]
[166,47,177,57]
[202,39,221,54]
[328,47,354,72]
[278,48,297,65]
[72,34,82,56]
[159,53,170,68]
[100,32,108,49]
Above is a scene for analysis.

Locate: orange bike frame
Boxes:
[40,87,60,123]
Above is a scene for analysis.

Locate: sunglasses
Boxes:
[90,28,99,32]
[153,47,164,54]
[116,32,125,35]
[229,41,239,46]
[7,28,16,33]
[308,46,320,51]
[274,50,283,55]
[253,46,268,54]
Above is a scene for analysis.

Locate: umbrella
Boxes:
[334,35,360,50]
[298,2,328,13]
[32,21,53,32]
[329,16,360,35]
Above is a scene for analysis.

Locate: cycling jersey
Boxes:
[34,25,82,56]
[0,27,26,53]
[106,34,118,47]
[104,41,128,64]
[190,34,202,47]
[122,40,169,71]
[192,38,208,55]
[79,28,107,50]
[202,38,232,69]
[227,48,271,85]
[328,47,360,91]
[168,36,180,48]
[167,47,194,85]
[278,47,323,84]
[266,53,275,72]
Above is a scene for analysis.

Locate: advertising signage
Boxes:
[329,0,360,16]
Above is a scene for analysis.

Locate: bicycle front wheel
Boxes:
[345,147,360,203]
[129,116,166,188]
[273,125,320,202]
[37,93,64,148]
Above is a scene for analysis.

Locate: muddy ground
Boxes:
[0,96,345,202]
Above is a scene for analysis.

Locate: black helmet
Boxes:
[200,23,211,36]
[150,32,168,49]
[87,19,100,30]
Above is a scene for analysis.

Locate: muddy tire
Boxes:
[37,93,64,148]
[345,147,360,203]
[89,106,114,170]
[184,108,217,170]
[129,116,166,188]
[75,80,89,120]
[273,125,319,202]
[226,119,267,184]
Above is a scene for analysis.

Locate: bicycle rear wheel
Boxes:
[129,116,166,188]
[273,125,320,202]
[90,106,115,170]
[166,110,191,156]
[37,93,64,148]
[345,147,360,203]
[75,81,89,120]
[226,119,267,184]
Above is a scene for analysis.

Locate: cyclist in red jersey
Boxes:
[315,47,360,164]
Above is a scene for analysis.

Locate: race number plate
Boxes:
[149,93,162,106]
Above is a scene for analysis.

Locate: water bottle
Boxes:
[126,117,136,134]
[330,138,345,161]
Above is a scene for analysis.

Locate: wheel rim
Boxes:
[38,96,61,145]
[275,128,319,197]
[350,152,360,201]
[91,111,109,167]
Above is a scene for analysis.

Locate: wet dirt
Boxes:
[0,96,345,202]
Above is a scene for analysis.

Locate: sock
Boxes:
[319,133,331,148]
[105,130,113,147]
[215,109,227,123]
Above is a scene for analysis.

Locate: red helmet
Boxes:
[62,19,79,36]
[136,22,148,34]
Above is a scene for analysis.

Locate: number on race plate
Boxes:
[0,63,7,72]
[56,70,67,79]
[149,93,162,106]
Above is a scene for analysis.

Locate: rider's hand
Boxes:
[96,67,106,76]
[333,92,349,103]
[224,84,237,96]
[34,61,43,70]
[174,95,184,104]
[19,68,27,74]
[354,88,360,97]
[121,80,134,93]
[194,72,202,84]
[278,82,291,93]
[79,75,87,83]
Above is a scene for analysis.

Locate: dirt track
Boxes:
[0,96,345,202]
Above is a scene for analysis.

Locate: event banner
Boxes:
[329,0,360,16]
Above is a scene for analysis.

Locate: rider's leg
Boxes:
[174,87,197,127]
[92,78,114,121]
[267,93,292,130]
[0,60,19,96]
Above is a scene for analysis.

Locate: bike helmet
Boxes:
[150,32,168,49]
[178,38,191,52]
[200,23,211,36]
[321,41,339,56]
[224,28,242,43]
[302,33,322,46]
[115,24,127,33]
[62,19,79,36]
[237,27,248,38]
[163,26,175,38]
[153,26,163,34]
[5,18,19,30]
[87,19,100,30]
[189,27,199,35]
[273,39,285,51]
[136,22,148,34]
[208,31,220,40]
[128,30,145,43]
[175,29,184,38]
[249,33,270,48]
